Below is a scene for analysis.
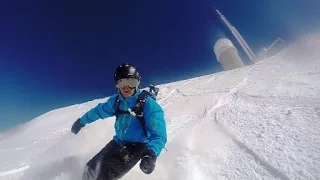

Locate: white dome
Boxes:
[214,38,236,58]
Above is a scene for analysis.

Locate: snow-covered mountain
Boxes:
[1,33,320,180]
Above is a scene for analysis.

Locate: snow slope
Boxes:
[0,33,320,180]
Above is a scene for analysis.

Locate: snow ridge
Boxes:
[0,166,30,177]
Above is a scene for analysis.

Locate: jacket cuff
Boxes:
[144,149,157,161]
[78,118,86,127]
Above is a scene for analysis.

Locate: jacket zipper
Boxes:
[120,99,129,140]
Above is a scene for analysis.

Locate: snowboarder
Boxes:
[71,63,167,180]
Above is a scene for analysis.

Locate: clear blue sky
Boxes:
[0,0,319,132]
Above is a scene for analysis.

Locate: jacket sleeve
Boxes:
[143,97,167,157]
[79,94,117,125]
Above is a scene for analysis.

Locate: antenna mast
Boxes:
[216,10,256,64]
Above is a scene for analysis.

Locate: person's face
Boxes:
[119,86,135,97]
[117,78,139,98]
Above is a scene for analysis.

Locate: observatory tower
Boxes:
[214,38,244,70]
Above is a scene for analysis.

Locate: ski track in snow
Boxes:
[214,114,290,180]
[203,77,290,180]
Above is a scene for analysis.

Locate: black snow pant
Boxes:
[82,140,146,180]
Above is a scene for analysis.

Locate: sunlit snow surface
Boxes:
[1,33,320,180]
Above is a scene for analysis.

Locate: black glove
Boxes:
[71,118,85,134]
[140,149,157,174]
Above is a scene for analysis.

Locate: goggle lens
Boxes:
[116,78,139,89]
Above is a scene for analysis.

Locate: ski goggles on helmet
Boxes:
[116,78,139,89]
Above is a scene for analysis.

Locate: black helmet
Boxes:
[114,63,141,84]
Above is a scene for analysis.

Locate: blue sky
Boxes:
[0,0,319,132]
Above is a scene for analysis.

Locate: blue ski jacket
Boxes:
[78,89,167,157]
